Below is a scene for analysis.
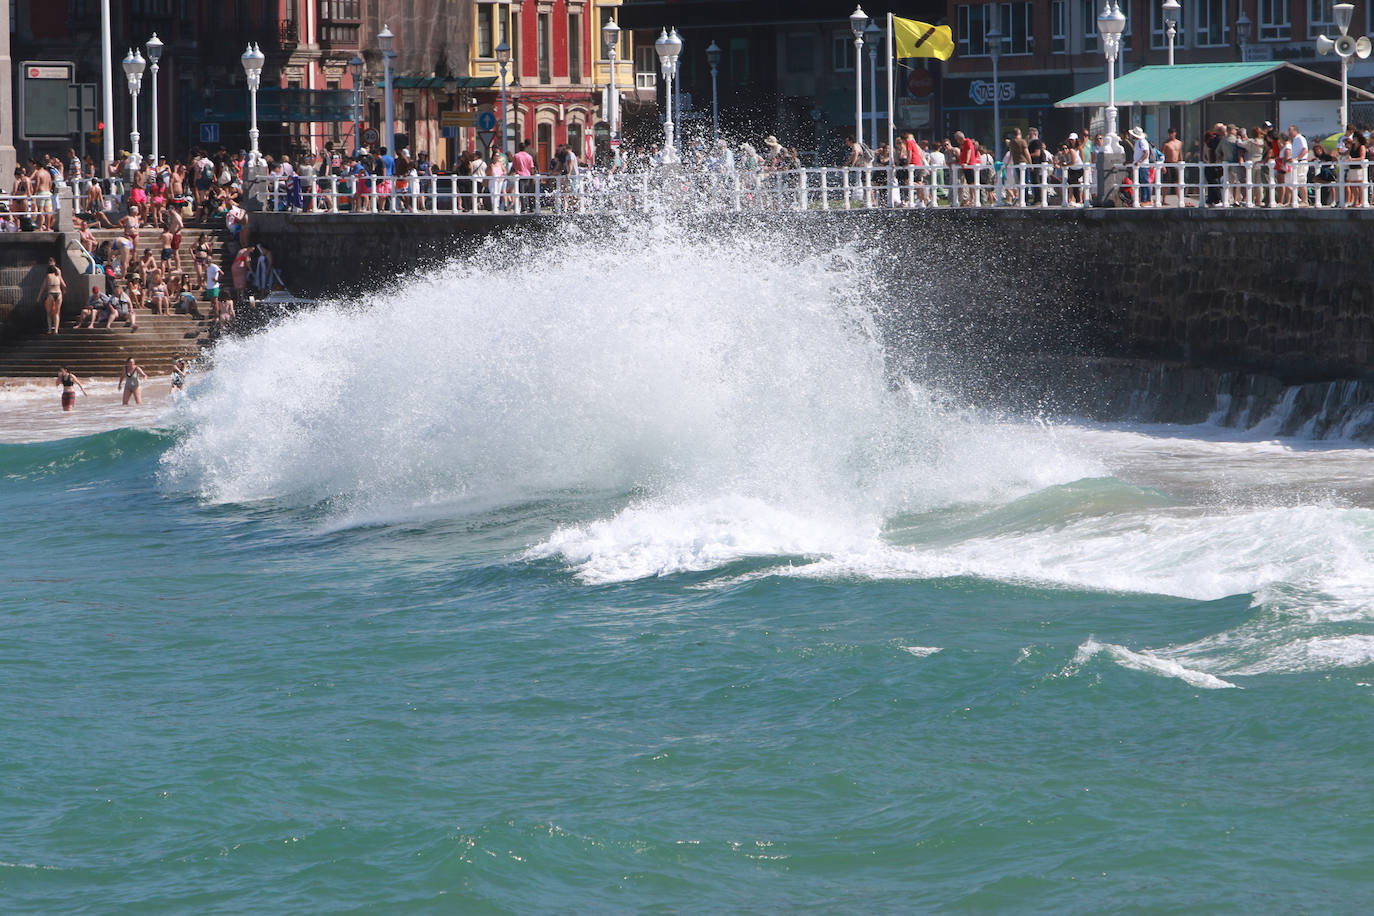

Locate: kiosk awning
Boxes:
[1055,61,1374,108]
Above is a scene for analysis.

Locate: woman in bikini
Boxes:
[148,269,169,315]
[192,233,211,289]
[56,367,86,411]
[119,357,149,405]
[40,262,66,334]
[120,204,143,258]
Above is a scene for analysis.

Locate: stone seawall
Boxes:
[251,208,1374,386]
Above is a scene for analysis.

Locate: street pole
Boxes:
[866,22,880,149]
[241,44,264,170]
[989,10,1002,153]
[654,28,682,163]
[706,41,720,144]
[379,24,396,155]
[1163,0,1180,66]
[497,43,510,156]
[850,6,867,145]
[146,34,163,168]
[122,49,145,179]
[100,0,114,173]
[349,53,363,153]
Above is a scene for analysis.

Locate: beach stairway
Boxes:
[0,314,215,379]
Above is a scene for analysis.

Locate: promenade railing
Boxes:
[256,161,1374,214]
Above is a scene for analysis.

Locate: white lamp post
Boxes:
[706,40,721,144]
[496,40,511,156]
[1316,4,1371,131]
[1237,10,1252,59]
[604,19,622,141]
[1097,0,1127,156]
[378,24,397,155]
[850,6,868,145]
[654,27,683,163]
[145,33,163,168]
[866,21,881,149]
[122,48,146,177]
[241,43,265,169]
[1162,0,1180,66]
[349,53,364,153]
[988,8,1002,152]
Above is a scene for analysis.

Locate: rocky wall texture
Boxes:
[251,207,1374,384]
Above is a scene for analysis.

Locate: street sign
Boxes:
[441,127,461,140]
[362,127,380,148]
[200,123,220,144]
[478,129,497,150]
[477,110,497,132]
[440,111,474,127]
[20,60,73,139]
[908,69,934,98]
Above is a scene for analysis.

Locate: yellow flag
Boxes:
[893,16,955,61]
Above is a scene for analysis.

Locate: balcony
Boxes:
[320,22,360,50]
[280,20,299,47]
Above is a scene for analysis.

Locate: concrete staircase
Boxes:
[88,222,231,285]
[0,313,214,378]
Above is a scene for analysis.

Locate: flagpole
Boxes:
[887,12,896,203]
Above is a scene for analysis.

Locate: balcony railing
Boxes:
[280,19,299,46]
[320,22,361,49]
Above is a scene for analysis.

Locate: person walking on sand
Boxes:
[56,366,86,411]
[41,260,66,334]
[118,357,149,405]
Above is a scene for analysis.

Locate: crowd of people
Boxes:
[53,356,188,411]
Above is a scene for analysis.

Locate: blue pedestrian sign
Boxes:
[200,123,220,144]
[477,110,497,132]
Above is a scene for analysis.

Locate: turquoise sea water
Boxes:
[4,224,1374,912]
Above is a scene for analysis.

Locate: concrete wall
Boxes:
[0,233,68,344]
[250,208,1374,384]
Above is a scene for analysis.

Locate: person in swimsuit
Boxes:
[120,204,142,257]
[148,270,169,315]
[40,261,66,334]
[119,357,148,405]
[192,233,210,289]
[56,367,86,411]
[170,358,190,393]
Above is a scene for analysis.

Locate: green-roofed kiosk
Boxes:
[1055,62,1374,150]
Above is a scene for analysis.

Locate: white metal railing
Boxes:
[258,160,1374,214]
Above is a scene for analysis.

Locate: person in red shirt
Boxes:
[955,131,979,204]
[511,140,536,212]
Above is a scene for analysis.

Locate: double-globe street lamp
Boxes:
[1162,0,1180,66]
[146,33,163,168]
[850,6,867,146]
[241,43,265,171]
[706,40,722,144]
[121,48,145,178]
[604,19,622,144]
[378,24,397,156]
[349,52,365,153]
[1097,0,1126,156]
[496,40,511,156]
[654,27,683,163]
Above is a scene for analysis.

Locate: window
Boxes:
[1051,0,1067,52]
[833,34,856,71]
[636,45,657,90]
[1150,0,1184,47]
[730,38,749,84]
[1309,0,1334,37]
[537,122,553,170]
[1195,0,1228,45]
[788,35,815,74]
[959,4,1033,56]
[477,3,511,59]
[538,12,551,83]
[319,0,358,19]
[569,13,581,84]
[1082,0,1098,51]
[1259,0,1290,39]
[999,2,1034,54]
[958,5,990,55]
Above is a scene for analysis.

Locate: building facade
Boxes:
[940,0,1372,143]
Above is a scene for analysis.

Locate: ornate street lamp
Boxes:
[240,43,265,169]
[865,21,881,149]
[1097,0,1127,156]
[378,24,397,155]
[349,53,364,153]
[1162,0,1180,66]
[706,40,721,144]
[145,33,163,167]
[603,18,622,141]
[654,27,683,163]
[496,40,511,156]
[122,48,146,176]
[850,6,868,146]
[1237,10,1252,59]
[1316,3,1371,131]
